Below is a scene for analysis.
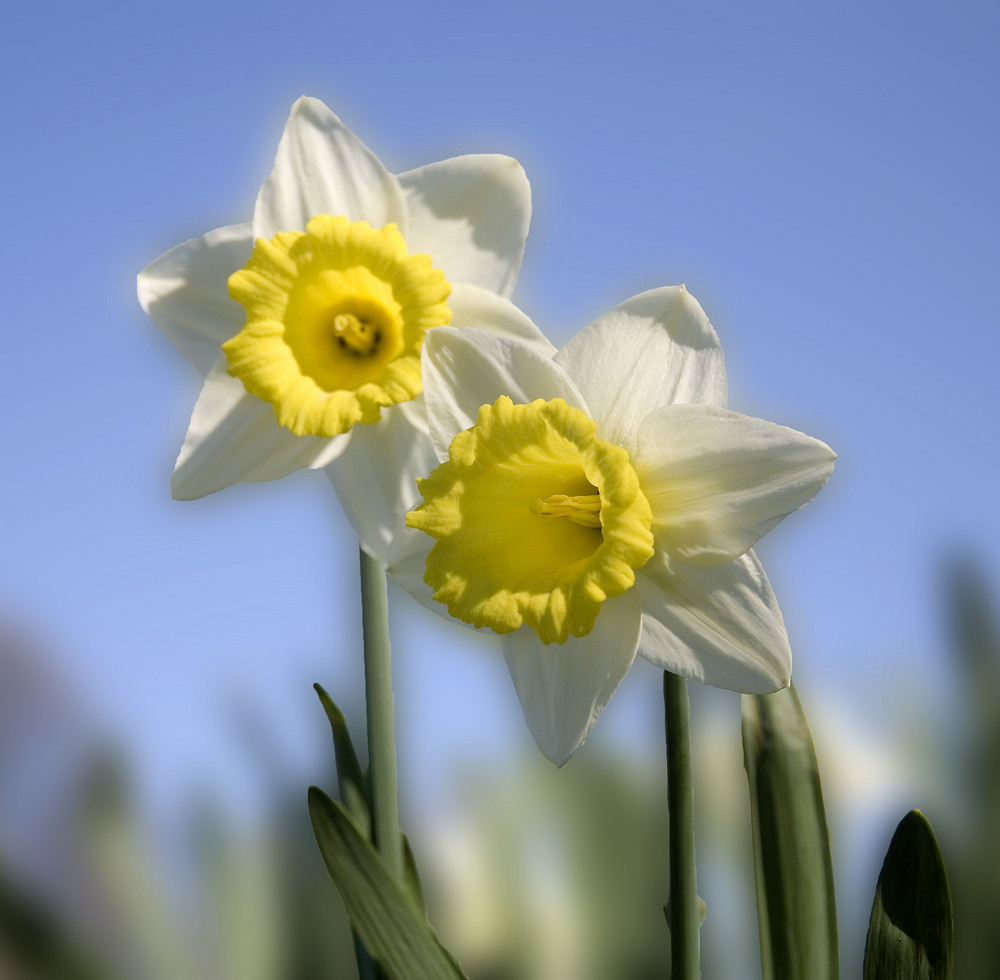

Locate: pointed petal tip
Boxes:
[811,434,838,465]
[288,95,343,126]
[812,438,838,488]
[502,592,642,770]
[290,94,326,115]
[535,730,583,768]
[734,669,790,697]
[170,469,207,501]
[760,661,792,694]
[483,152,526,176]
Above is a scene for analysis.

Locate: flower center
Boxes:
[223,215,451,438]
[331,312,381,356]
[407,396,654,645]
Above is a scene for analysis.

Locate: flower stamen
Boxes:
[532,492,603,528]
[331,312,381,356]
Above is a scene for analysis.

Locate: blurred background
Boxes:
[2,1,998,976]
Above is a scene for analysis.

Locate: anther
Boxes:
[532,493,602,528]
[331,312,379,356]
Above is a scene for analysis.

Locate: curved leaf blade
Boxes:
[314,684,371,837]
[308,788,467,980]
[742,684,839,979]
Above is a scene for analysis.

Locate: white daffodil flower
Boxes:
[391,286,836,764]
[138,96,549,559]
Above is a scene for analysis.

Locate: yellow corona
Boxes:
[407,397,655,644]
[224,215,451,437]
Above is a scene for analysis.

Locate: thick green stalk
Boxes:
[359,546,404,885]
[664,670,699,979]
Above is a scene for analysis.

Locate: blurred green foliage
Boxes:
[1,553,999,978]
[0,749,361,979]
[944,556,1000,978]
[421,753,672,980]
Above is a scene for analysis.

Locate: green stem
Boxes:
[664,670,699,979]
[359,546,404,885]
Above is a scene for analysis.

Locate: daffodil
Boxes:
[392,286,835,763]
[138,97,549,558]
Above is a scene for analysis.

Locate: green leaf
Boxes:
[742,684,839,980]
[402,832,426,912]
[308,788,467,980]
[314,684,422,906]
[314,683,371,837]
[863,809,953,980]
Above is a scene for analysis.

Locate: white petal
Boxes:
[324,405,440,563]
[171,360,346,499]
[399,154,531,297]
[554,286,727,455]
[137,223,252,376]
[396,391,432,436]
[387,524,438,610]
[421,326,584,460]
[253,96,407,238]
[501,589,643,766]
[635,404,836,565]
[449,283,556,354]
[636,551,790,694]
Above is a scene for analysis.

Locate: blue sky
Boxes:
[3,0,998,864]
